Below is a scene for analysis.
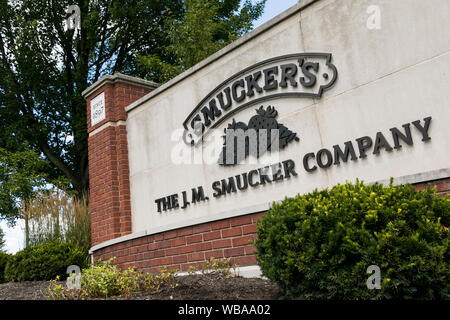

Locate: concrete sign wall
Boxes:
[125,0,450,235]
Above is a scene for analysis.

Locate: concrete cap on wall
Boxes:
[81,72,159,99]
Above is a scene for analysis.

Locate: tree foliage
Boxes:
[0,147,48,224]
[136,0,266,83]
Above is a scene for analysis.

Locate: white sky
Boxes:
[0,0,299,254]
[253,0,299,28]
[1,220,24,254]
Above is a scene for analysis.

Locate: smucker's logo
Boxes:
[182,53,338,147]
[218,105,299,165]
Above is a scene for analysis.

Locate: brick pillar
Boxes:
[82,73,158,246]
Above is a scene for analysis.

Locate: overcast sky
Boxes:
[253,0,299,28]
[1,220,24,254]
[0,0,299,254]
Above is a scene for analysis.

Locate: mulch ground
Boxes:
[0,274,280,300]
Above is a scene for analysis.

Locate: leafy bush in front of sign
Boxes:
[47,258,178,299]
[255,180,450,299]
[0,251,11,283]
[4,241,89,282]
[80,259,141,298]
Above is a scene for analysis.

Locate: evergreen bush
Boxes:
[0,251,10,283]
[255,180,449,299]
[5,241,88,282]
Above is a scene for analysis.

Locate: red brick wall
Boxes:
[88,125,133,244]
[93,212,264,274]
[413,177,450,196]
[85,78,154,246]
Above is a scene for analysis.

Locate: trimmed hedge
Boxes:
[4,241,89,282]
[0,251,10,283]
[255,180,450,299]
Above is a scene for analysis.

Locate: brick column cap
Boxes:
[82,72,158,99]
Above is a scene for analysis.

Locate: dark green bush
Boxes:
[0,251,10,283]
[255,180,450,299]
[5,241,89,282]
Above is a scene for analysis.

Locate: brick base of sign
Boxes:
[412,177,450,196]
[91,177,450,274]
[92,212,263,273]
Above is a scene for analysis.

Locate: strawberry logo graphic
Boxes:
[218,105,299,165]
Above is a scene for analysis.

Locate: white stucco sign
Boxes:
[125,0,450,235]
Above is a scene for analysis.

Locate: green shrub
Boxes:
[0,251,11,283]
[255,180,450,299]
[48,258,178,299]
[186,257,238,277]
[81,259,130,298]
[80,259,177,298]
[4,241,89,282]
